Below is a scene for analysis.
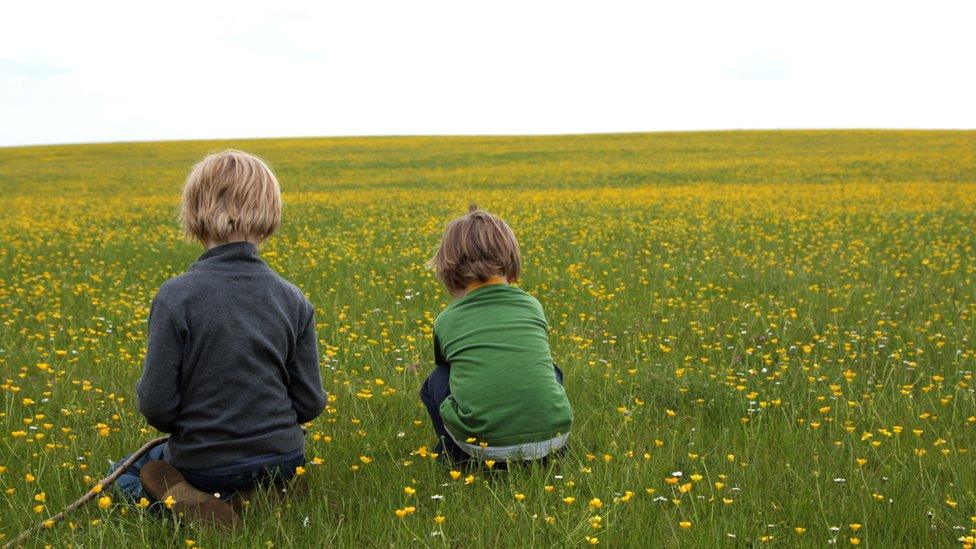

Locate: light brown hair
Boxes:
[179,149,281,244]
[428,205,521,295]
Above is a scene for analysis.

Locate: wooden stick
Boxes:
[4,436,169,549]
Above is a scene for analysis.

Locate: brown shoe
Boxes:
[140,460,239,529]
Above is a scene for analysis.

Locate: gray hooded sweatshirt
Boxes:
[136,242,326,469]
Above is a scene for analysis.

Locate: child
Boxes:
[113,150,326,527]
[420,206,573,464]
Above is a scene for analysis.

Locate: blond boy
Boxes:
[112,150,325,527]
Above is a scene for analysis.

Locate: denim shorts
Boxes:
[112,443,305,501]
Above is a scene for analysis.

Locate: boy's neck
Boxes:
[204,237,260,251]
[464,276,509,295]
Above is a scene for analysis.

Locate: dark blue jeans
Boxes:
[420,363,565,464]
[112,442,305,501]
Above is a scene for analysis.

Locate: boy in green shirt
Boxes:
[421,206,573,464]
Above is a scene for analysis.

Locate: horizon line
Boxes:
[3,127,975,151]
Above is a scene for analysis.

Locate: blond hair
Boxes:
[179,150,281,244]
[428,205,521,295]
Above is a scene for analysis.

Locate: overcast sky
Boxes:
[2,1,974,147]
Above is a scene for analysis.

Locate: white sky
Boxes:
[2,1,974,147]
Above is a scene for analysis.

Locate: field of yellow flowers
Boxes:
[1,131,974,547]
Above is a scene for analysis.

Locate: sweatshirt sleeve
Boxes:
[288,307,326,424]
[433,331,449,368]
[136,297,184,433]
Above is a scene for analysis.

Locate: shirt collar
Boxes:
[190,241,267,272]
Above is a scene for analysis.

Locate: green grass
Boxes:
[1,130,975,547]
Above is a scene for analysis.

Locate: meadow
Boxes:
[1,130,974,547]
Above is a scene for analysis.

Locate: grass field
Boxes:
[1,131,975,547]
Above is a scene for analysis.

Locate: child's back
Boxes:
[138,241,324,469]
[434,283,571,450]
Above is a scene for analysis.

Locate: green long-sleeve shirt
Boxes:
[434,284,573,447]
